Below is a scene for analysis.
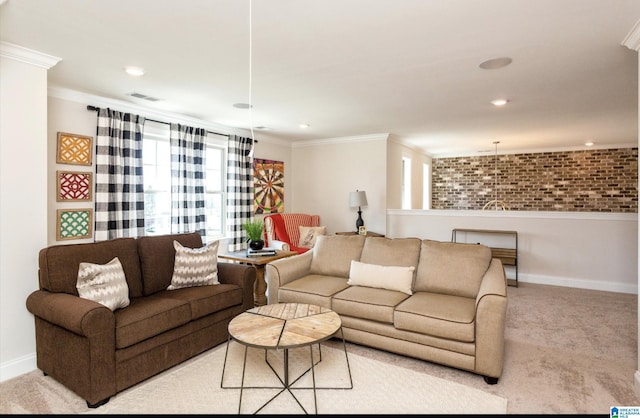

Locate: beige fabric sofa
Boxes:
[265,234,508,383]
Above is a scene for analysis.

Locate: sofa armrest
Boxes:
[264,251,313,304]
[474,258,508,378]
[26,290,115,336]
[268,240,290,251]
[217,262,256,310]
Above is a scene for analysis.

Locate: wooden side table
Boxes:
[218,250,297,306]
[335,231,385,237]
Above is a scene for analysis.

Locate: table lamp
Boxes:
[349,190,368,233]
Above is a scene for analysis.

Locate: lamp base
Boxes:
[355,209,364,233]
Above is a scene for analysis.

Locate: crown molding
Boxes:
[623,19,640,51]
[0,41,61,69]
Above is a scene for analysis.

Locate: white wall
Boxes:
[291,134,388,235]
[0,44,60,381]
[388,209,638,294]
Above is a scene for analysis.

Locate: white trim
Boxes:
[431,143,638,158]
[387,209,638,222]
[623,19,640,51]
[291,133,389,148]
[0,353,36,383]
[519,273,637,295]
[0,41,61,69]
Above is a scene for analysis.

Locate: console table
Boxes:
[451,228,518,287]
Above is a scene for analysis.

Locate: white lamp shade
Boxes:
[349,190,368,208]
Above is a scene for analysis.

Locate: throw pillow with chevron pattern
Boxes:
[76,257,130,311]
[168,240,220,290]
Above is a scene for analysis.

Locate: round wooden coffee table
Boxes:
[221,303,352,414]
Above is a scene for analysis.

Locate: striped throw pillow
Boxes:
[77,257,130,311]
[168,240,220,290]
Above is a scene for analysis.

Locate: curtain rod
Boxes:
[86,105,256,141]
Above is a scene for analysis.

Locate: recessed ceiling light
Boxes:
[490,99,509,106]
[233,103,252,109]
[254,126,270,130]
[479,57,512,70]
[585,141,595,146]
[299,123,310,129]
[124,66,145,76]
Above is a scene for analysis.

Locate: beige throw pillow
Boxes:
[168,240,220,290]
[77,257,130,311]
[347,260,415,295]
[298,226,327,249]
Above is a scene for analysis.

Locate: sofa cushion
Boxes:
[76,257,130,311]
[167,240,219,290]
[137,232,204,296]
[279,274,349,308]
[114,294,191,349]
[347,260,415,295]
[161,284,243,320]
[360,237,421,273]
[332,286,410,324]
[414,240,492,298]
[394,292,476,342]
[298,225,326,249]
[309,234,366,278]
[39,237,143,297]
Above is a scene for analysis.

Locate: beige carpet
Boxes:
[90,342,506,414]
[0,342,506,415]
[2,283,638,414]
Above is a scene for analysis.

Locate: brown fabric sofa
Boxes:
[26,232,255,407]
[265,235,508,383]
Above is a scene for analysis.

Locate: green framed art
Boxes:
[56,208,93,241]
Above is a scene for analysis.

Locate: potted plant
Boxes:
[242,219,265,250]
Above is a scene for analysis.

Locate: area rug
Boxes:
[83,342,507,415]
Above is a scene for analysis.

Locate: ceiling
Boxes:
[1,0,640,157]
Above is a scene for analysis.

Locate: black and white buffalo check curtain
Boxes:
[170,123,206,236]
[95,108,146,241]
[226,135,254,252]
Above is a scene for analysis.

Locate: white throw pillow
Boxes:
[77,257,130,311]
[168,240,220,290]
[298,226,327,249]
[347,260,415,295]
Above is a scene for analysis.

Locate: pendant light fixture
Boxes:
[482,141,509,210]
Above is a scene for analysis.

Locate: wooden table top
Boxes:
[218,250,298,266]
[228,303,341,349]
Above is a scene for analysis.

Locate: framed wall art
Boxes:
[56,132,93,166]
[56,208,93,241]
[253,158,285,214]
[56,170,93,202]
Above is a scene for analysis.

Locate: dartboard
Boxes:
[254,159,285,214]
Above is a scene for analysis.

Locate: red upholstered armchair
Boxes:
[264,213,321,254]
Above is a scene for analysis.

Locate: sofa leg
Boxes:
[483,376,499,385]
[86,397,110,408]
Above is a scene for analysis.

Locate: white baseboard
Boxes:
[518,273,637,295]
[0,353,36,383]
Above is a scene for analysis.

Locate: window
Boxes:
[402,157,411,209]
[142,123,227,242]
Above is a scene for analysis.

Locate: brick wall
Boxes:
[432,147,638,212]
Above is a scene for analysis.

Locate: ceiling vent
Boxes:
[129,92,161,102]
